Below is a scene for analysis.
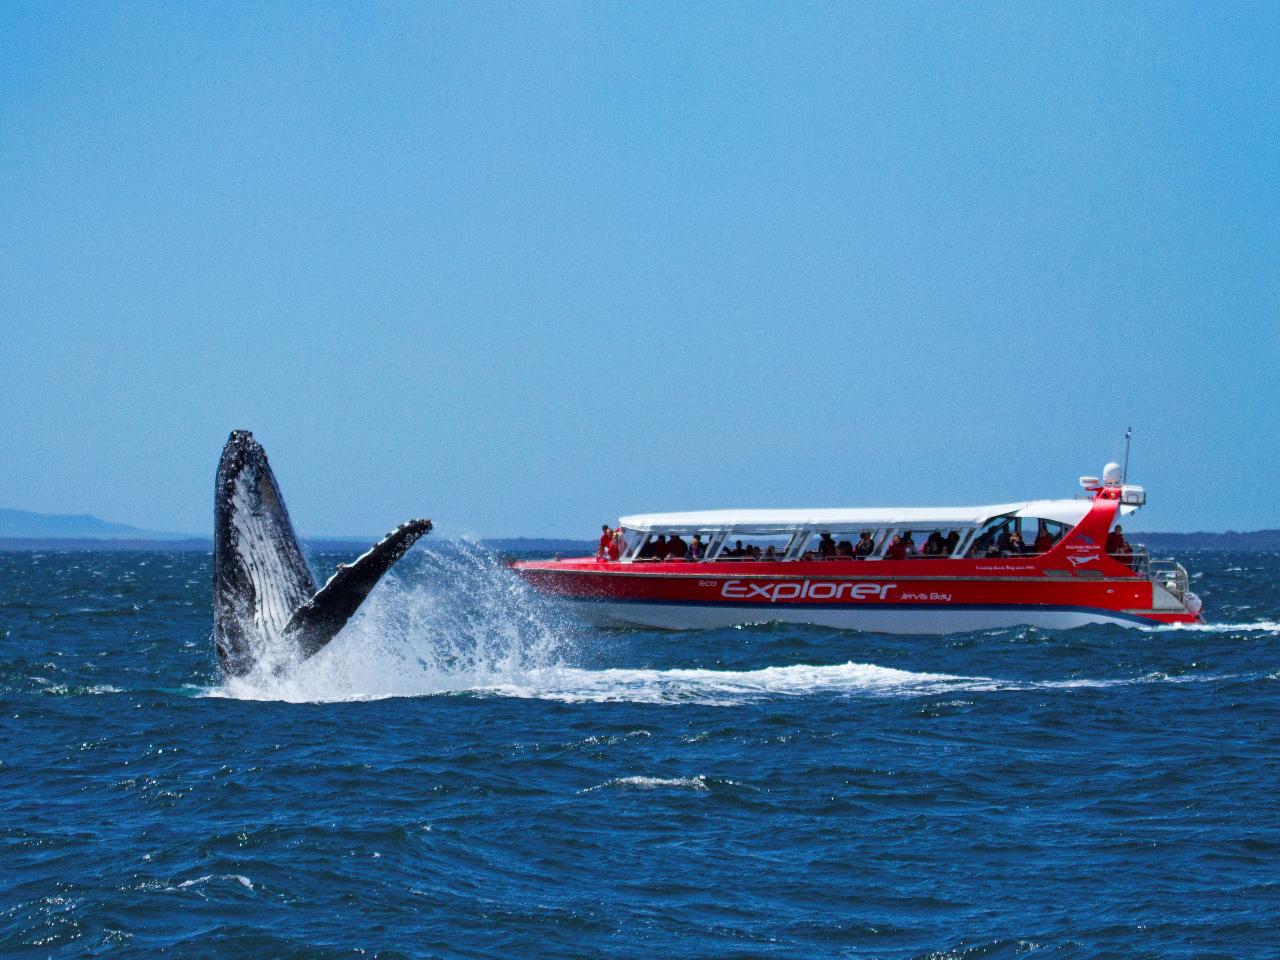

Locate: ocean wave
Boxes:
[167,874,255,896]
[1145,620,1280,634]
[579,775,710,793]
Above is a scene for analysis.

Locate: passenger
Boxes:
[729,539,745,559]
[885,535,907,560]
[763,545,778,560]
[1034,523,1055,553]
[922,531,944,556]
[902,532,918,557]
[996,526,1013,554]
[818,532,836,558]
[1106,525,1131,565]
[945,530,960,555]
[638,534,657,560]
[854,531,875,558]
[970,532,993,557]
[606,527,624,561]
[1007,531,1025,554]
[667,534,687,559]
[688,534,704,560]
[836,539,854,559]
[653,534,670,561]
[597,523,613,559]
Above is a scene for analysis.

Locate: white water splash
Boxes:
[580,775,710,793]
[1144,620,1280,634]
[209,540,574,703]
[478,661,989,706]
[169,874,255,895]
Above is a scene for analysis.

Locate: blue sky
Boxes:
[2,2,1276,537]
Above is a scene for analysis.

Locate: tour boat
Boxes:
[511,464,1203,632]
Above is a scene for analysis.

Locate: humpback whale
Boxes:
[213,430,431,676]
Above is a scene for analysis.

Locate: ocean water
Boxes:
[1,546,1277,959]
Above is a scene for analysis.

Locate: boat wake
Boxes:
[1145,619,1280,634]
[477,661,987,705]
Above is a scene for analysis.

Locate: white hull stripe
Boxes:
[557,596,1163,627]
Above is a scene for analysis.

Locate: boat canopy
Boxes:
[618,498,1097,534]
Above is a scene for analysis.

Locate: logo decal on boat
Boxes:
[1066,549,1100,566]
[719,580,897,602]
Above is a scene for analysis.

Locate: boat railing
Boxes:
[1146,557,1190,602]
[1125,544,1151,576]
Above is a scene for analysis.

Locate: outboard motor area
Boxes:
[1148,559,1200,613]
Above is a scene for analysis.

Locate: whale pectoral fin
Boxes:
[283,519,433,660]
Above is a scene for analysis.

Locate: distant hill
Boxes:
[1136,530,1280,551]
[0,508,1276,553]
[0,510,594,555]
[0,508,194,541]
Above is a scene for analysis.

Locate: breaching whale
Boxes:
[213,430,431,676]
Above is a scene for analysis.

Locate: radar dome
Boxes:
[1102,462,1122,485]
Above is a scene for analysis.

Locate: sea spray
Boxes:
[215,539,579,702]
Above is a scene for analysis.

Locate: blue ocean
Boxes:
[1,545,1277,958]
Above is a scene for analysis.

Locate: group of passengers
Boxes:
[596,521,1072,563]
[968,522,1064,558]
[614,530,710,561]
[720,540,779,560]
[805,531,879,560]
[879,529,964,560]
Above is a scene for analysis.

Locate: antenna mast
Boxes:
[1122,427,1132,484]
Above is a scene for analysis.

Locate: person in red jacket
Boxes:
[885,535,907,560]
[1034,522,1055,554]
[1106,525,1137,567]
[597,523,613,559]
[606,527,624,561]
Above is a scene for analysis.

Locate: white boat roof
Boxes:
[619,498,1097,533]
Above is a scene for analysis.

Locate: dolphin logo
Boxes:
[213,430,431,677]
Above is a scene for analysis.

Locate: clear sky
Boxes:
[2,2,1276,538]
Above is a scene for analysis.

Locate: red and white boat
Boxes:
[512,464,1203,632]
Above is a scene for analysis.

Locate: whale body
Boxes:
[213,430,431,676]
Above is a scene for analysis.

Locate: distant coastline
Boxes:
[2,508,1277,553]
[0,536,599,554]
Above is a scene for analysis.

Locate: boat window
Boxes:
[618,528,646,561]
[1018,517,1071,553]
[966,514,1016,557]
[712,533,792,562]
[631,530,717,562]
[878,528,965,559]
[966,514,1070,556]
[793,530,886,561]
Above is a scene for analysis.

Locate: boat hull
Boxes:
[555,597,1174,632]
[512,560,1201,632]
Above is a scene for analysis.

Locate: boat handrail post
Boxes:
[705,529,729,561]
[783,529,808,560]
[869,527,893,559]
